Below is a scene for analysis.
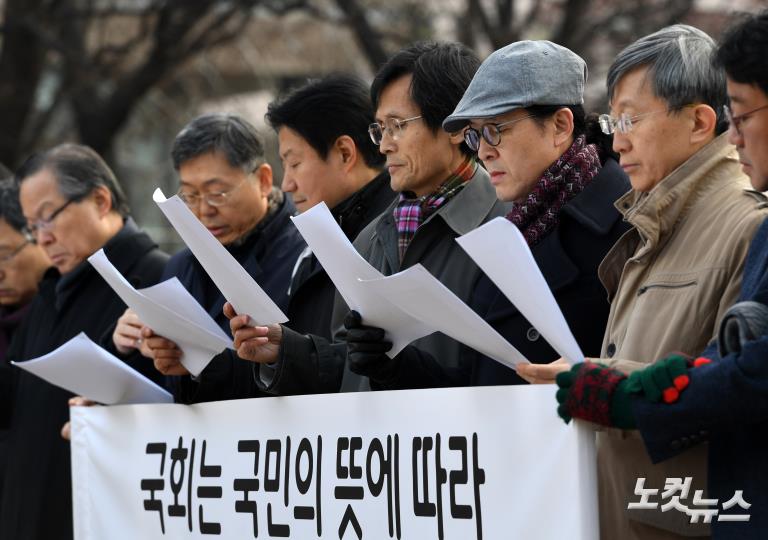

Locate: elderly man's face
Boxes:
[20,169,112,274]
[0,219,49,306]
[375,74,461,197]
[726,79,768,192]
[177,151,272,246]
[610,67,703,192]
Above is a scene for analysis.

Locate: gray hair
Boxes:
[171,114,265,174]
[607,24,727,134]
[15,144,130,217]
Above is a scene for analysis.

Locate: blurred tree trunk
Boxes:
[0,0,47,167]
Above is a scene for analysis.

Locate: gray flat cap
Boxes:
[443,40,587,132]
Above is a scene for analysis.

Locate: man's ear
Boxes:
[91,185,114,217]
[448,131,465,146]
[552,107,575,148]
[689,104,717,145]
[335,135,358,173]
[255,163,273,195]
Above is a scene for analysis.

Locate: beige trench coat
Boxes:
[596,135,768,539]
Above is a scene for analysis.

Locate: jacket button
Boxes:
[680,436,691,448]
[607,343,617,357]
[526,328,540,341]
[689,434,699,444]
[699,430,709,439]
[670,439,682,451]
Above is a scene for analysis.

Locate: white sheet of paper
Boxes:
[152,188,287,325]
[88,249,232,377]
[291,202,433,356]
[361,264,529,368]
[13,333,172,404]
[457,217,585,364]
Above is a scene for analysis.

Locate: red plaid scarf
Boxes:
[393,156,476,261]
[507,135,601,246]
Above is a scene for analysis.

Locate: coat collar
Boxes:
[427,165,498,236]
[613,134,733,253]
[332,171,394,240]
[562,158,630,235]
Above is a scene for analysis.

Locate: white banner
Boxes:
[70,386,598,539]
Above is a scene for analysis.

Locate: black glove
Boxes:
[344,311,399,384]
[718,300,768,357]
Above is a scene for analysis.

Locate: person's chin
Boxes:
[57,259,79,275]
[295,200,312,213]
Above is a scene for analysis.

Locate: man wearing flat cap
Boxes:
[438,40,630,386]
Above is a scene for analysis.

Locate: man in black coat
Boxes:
[222,74,395,393]
[113,114,306,402]
[0,144,168,540]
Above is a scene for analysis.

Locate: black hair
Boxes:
[15,143,130,217]
[525,104,618,163]
[172,114,265,172]
[266,74,385,168]
[0,178,28,233]
[714,9,768,97]
[0,162,10,179]
[371,41,481,156]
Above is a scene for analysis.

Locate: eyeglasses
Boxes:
[599,106,694,135]
[724,103,768,137]
[0,235,34,267]
[27,198,76,236]
[463,114,537,152]
[177,178,248,208]
[368,116,422,145]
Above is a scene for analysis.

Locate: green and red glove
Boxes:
[555,354,712,429]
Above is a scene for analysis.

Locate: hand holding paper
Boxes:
[88,249,231,377]
[360,264,529,368]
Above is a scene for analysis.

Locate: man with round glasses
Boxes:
[113,113,305,403]
[431,39,630,387]
[518,25,768,540]
[0,144,168,540]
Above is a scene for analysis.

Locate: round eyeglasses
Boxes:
[463,114,537,152]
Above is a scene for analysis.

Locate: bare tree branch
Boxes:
[333,0,389,71]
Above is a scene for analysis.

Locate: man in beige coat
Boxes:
[518,25,768,539]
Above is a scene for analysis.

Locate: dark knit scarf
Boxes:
[393,156,476,260]
[507,135,601,246]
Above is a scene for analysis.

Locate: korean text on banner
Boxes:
[71,385,597,539]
